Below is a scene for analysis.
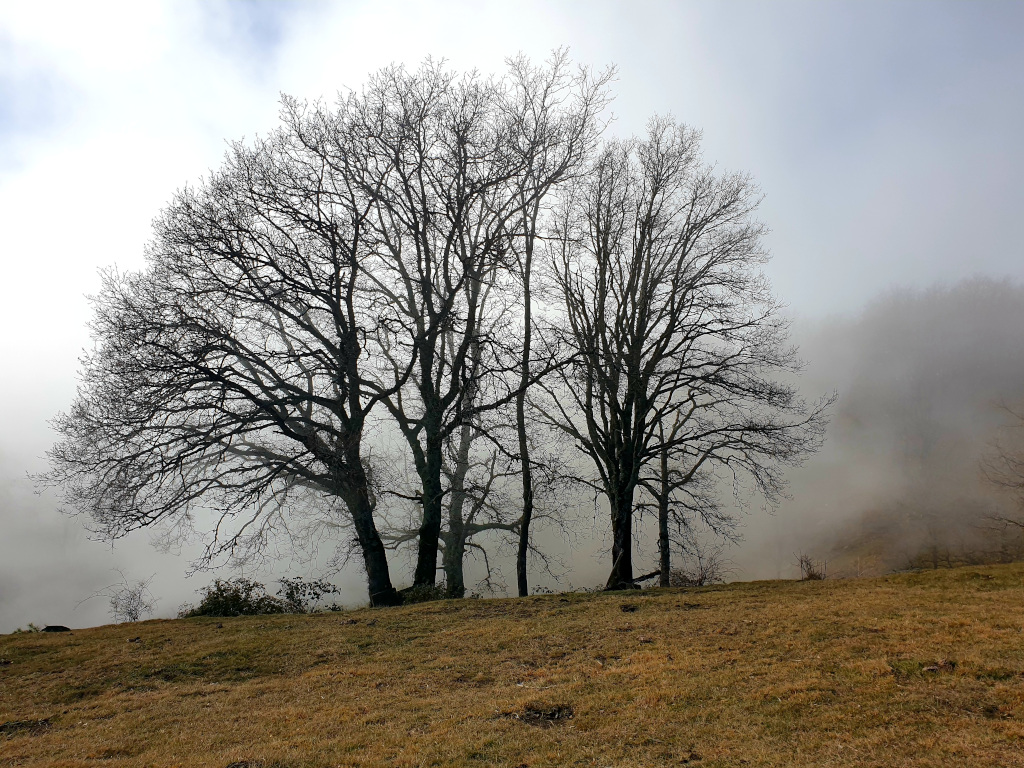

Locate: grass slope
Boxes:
[2,564,1024,767]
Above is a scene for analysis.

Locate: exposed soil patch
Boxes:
[506,704,574,727]
[1,718,52,737]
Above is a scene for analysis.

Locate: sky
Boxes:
[1,0,1023,631]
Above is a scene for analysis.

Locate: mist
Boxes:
[6,277,1024,631]
[737,278,1024,579]
[369,277,1024,594]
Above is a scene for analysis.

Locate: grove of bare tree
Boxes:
[42,55,827,605]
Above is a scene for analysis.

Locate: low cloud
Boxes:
[737,278,1024,578]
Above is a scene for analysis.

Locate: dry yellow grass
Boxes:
[3,564,1024,767]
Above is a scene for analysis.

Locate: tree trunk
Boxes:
[414,427,445,587]
[441,528,466,598]
[515,410,534,597]
[350,495,402,606]
[605,484,636,589]
[658,445,671,587]
[516,216,535,598]
[442,419,475,598]
[339,449,401,606]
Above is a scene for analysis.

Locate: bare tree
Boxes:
[43,105,405,605]
[322,57,611,589]
[796,553,828,580]
[540,118,832,589]
[45,59,831,605]
[382,333,523,598]
[982,405,1024,539]
[316,61,517,590]
[503,53,613,597]
[439,432,510,597]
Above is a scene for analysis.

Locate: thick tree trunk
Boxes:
[350,495,402,606]
[441,529,466,598]
[414,431,445,587]
[339,449,401,606]
[442,419,475,598]
[605,484,636,589]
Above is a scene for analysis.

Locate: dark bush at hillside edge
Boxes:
[179,577,340,617]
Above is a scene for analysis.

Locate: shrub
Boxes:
[400,583,448,604]
[797,553,828,580]
[75,570,158,623]
[107,572,157,622]
[178,578,286,618]
[276,577,341,613]
[669,542,730,587]
[178,577,344,617]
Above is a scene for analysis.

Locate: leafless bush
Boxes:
[669,544,730,587]
[78,570,157,623]
[797,553,827,581]
[109,573,157,622]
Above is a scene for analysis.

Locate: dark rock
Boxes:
[42,626,71,633]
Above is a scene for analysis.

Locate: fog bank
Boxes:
[736,278,1024,578]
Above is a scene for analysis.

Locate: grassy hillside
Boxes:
[3,565,1024,768]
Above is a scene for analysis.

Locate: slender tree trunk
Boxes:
[658,445,671,587]
[516,214,536,597]
[658,502,670,588]
[515,408,534,597]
